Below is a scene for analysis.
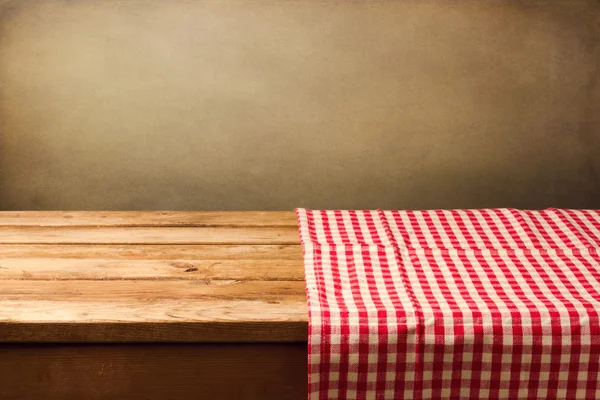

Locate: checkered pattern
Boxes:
[296,208,600,399]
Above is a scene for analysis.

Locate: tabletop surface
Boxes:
[0,211,308,343]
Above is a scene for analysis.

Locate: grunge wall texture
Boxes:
[1,1,598,210]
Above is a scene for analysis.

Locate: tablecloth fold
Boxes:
[297,208,600,399]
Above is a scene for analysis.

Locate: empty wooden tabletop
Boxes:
[0,211,308,343]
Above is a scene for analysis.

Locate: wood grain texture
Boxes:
[0,300,307,342]
[0,279,306,300]
[0,211,298,227]
[0,244,302,259]
[0,211,307,343]
[0,343,307,399]
[0,258,304,281]
[0,280,308,342]
[0,226,300,244]
[0,316,307,343]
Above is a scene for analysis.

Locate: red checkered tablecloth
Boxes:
[296,208,600,399]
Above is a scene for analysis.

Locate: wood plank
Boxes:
[0,244,302,260]
[0,226,301,244]
[0,280,308,342]
[0,211,298,227]
[0,312,307,342]
[0,212,309,342]
[0,258,304,281]
[0,343,307,399]
[0,300,308,342]
[0,280,306,301]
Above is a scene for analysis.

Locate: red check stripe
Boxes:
[297,208,600,399]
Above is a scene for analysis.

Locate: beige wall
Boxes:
[0,0,598,211]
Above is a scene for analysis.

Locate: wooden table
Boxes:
[0,212,308,399]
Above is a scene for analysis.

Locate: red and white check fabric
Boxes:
[296,208,600,399]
